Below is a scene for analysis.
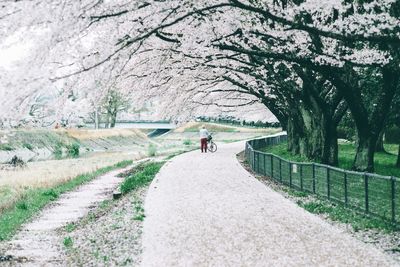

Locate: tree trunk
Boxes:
[94,108,99,129]
[375,130,386,152]
[330,65,398,172]
[287,119,300,154]
[299,106,323,162]
[104,113,110,128]
[305,115,339,166]
[298,104,339,166]
[110,112,117,128]
[324,121,339,166]
[353,133,376,172]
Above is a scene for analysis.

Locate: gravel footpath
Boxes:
[61,187,147,266]
[142,141,397,266]
[238,152,400,264]
[0,159,148,266]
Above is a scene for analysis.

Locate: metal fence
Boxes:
[245,134,400,224]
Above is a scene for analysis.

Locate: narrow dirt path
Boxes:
[142,142,397,266]
[1,159,147,266]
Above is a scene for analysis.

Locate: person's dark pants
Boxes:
[200,138,208,153]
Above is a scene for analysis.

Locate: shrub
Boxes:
[183,139,192,146]
[42,189,59,200]
[8,156,26,168]
[53,143,63,157]
[0,144,14,151]
[147,144,157,157]
[66,143,80,157]
[65,223,76,233]
[16,202,28,210]
[63,237,73,247]
[22,143,33,150]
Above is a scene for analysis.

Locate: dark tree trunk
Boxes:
[324,65,398,172]
[353,133,377,172]
[326,132,339,166]
[104,113,110,128]
[299,104,324,163]
[287,118,302,155]
[353,67,397,172]
[287,120,297,153]
[375,130,386,152]
[110,112,117,128]
[302,112,338,166]
[303,118,322,161]
[323,119,339,166]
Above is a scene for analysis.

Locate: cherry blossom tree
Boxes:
[1,0,399,172]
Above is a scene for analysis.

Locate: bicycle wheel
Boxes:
[209,141,217,153]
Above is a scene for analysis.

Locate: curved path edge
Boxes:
[142,141,396,267]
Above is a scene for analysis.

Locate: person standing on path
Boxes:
[199,125,210,153]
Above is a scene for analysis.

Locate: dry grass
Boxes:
[0,151,144,212]
[0,127,172,213]
[65,128,148,140]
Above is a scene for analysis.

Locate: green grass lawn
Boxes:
[261,142,400,178]
[339,143,399,177]
[257,141,400,228]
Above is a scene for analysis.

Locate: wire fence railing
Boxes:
[245,133,400,225]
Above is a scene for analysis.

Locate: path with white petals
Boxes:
[142,141,396,267]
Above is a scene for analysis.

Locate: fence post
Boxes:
[250,150,252,169]
[263,154,266,176]
[327,168,331,199]
[289,162,292,188]
[300,165,303,191]
[312,163,316,194]
[254,151,256,170]
[344,172,348,206]
[271,156,274,179]
[254,152,257,172]
[257,153,260,173]
[391,176,396,223]
[249,149,252,168]
[279,158,282,182]
[364,173,369,214]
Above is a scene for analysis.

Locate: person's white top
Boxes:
[199,128,209,139]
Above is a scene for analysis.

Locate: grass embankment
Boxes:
[182,123,237,133]
[0,160,132,241]
[258,142,400,231]
[175,122,280,134]
[120,162,164,194]
[0,128,149,156]
[0,129,76,152]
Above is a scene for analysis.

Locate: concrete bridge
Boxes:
[86,121,176,137]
